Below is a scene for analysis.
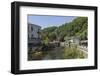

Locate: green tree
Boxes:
[43,37,49,46]
[41,17,88,41]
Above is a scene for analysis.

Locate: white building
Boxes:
[64,36,79,47]
[28,23,41,45]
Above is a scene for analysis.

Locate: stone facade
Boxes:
[28,23,41,45]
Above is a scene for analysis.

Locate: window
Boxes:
[31,26,33,31]
[31,34,34,39]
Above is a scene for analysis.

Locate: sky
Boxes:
[28,15,77,29]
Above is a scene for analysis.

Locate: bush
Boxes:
[62,46,87,59]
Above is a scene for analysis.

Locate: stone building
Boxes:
[28,23,41,46]
[64,36,79,47]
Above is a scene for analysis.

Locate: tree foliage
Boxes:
[41,17,88,42]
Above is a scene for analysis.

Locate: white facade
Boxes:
[64,36,79,47]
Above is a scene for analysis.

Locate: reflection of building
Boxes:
[28,23,41,45]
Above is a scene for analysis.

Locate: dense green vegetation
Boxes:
[41,17,88,42]
[62,46,87,59]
